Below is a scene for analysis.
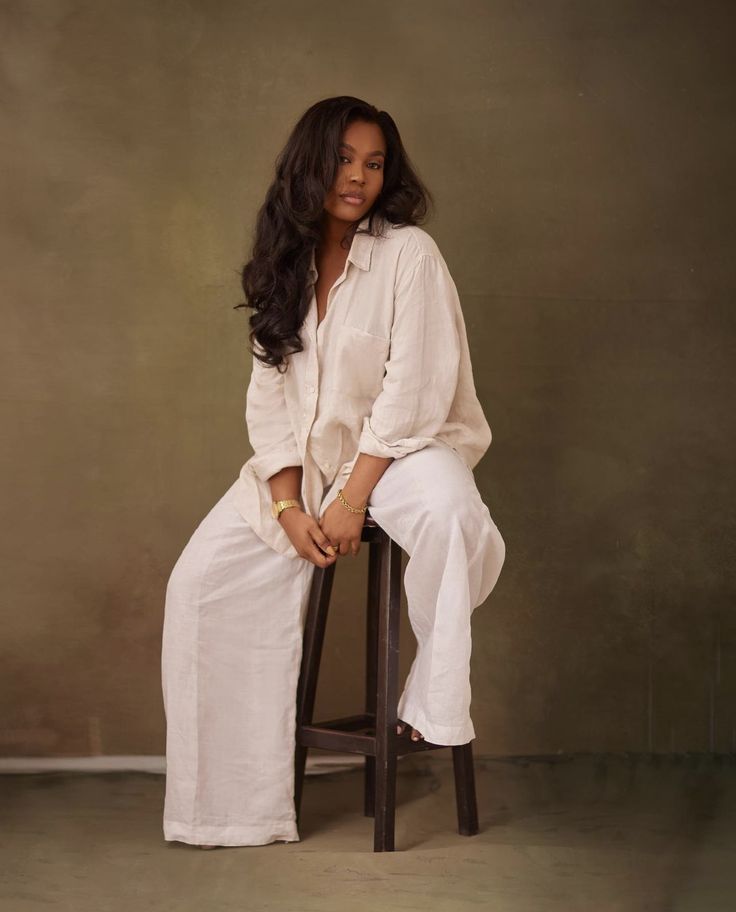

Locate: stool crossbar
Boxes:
[294,510,480,852]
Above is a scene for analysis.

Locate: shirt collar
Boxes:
[308,215,375,279]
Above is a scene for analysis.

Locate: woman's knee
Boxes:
[476,518,506,604]
[164,495,251,607]
[414,461,485,530]
[164,515,228,609]
[487,518,506,568]
[165,544,207,607]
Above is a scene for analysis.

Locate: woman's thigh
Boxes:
[165,479,313,622]
[361,441,506,609]
[366,441,501,540]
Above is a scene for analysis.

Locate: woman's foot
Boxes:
[396,719,424,741]
[198,844,218,850]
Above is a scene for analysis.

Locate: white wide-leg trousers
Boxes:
[161,441,505,846]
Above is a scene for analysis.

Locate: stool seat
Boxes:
[294,509,480,851]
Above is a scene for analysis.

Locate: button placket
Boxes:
[317,262,349,335]
[301,342,320,450]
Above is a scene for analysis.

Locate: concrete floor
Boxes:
[1,753,734,912]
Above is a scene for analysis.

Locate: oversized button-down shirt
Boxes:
[231,215,493,559]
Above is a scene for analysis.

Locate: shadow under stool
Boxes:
[294,510,480,852]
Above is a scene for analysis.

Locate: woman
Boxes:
[161,96,506,849]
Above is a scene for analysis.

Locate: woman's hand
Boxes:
[278,508,338,568]
[318,497,366,557]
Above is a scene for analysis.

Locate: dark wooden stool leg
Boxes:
[452,742,480,836]
[294,562,336,824]
[373,535,403,851]
[363,538,381,819]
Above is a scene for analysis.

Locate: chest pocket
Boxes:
[327,324,390,400]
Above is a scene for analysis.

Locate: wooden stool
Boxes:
[293,510,480,852]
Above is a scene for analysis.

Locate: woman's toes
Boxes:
[396,719,424,740]
[396,718,424,740]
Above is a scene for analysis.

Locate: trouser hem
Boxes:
[163,818,300,847]
[397,701,476,746]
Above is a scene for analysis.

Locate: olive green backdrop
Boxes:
[2,0,734,758]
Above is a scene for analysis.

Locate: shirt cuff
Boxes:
[248,446,302,484]
[357,416,434,460]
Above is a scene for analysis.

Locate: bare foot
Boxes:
[198,844,218,850]
[396,719,424,741]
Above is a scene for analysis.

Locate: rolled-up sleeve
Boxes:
[245,344,302,482]
[357,253,461,460]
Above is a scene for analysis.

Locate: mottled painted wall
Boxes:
[2,1,734,757]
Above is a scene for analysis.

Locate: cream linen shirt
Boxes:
[231,215,492,559]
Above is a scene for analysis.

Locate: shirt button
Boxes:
[307,384,315,393]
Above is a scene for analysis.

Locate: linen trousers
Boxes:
[161,440,505,847]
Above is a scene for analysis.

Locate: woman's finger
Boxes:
[306,526,339,562]
[306,541,337,567]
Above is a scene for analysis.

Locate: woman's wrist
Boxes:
[339,453,392,511]
[278,505,303,525]
[339,484,368,510]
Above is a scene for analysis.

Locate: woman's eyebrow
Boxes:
[339,142,386,157]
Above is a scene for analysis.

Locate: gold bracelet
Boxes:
[337,488,367,514]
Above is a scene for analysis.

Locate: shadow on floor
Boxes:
[2,753,735,911]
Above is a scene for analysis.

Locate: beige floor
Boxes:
[2,753,734,911]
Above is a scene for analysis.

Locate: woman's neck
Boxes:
[318,212,357,251]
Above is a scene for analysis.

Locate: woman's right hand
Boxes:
[278,508,339,567]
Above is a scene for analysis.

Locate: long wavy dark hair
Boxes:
[235,96,434,372]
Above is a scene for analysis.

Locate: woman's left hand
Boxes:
[319,497,367,556]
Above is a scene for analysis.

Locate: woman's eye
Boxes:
[338,156,382,169]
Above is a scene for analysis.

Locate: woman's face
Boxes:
[323,119,386,225]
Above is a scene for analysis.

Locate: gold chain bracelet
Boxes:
[337,488,367,514]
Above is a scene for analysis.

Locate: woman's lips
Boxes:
[340,195,365,206]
